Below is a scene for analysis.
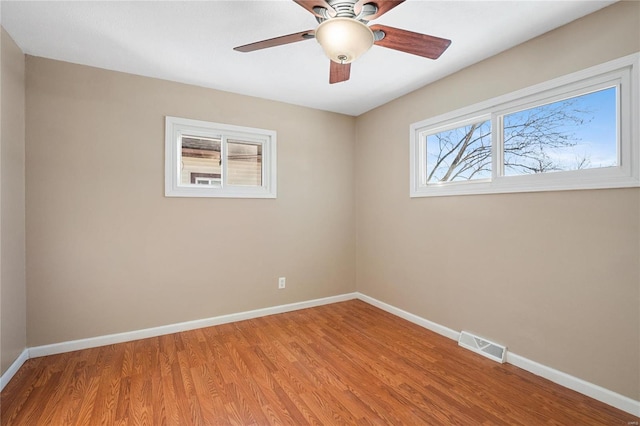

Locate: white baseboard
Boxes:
[5,291,639,417]
[29,292,358,358]
[356,293,460,340]
[355,292,640,417]
[507,352,640,417]
[0,348,29,392]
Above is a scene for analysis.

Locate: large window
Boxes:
[165,117,276,198]
[410,53,639,197]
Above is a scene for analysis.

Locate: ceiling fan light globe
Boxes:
[315,17,374,64]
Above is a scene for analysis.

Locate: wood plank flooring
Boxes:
[1,300,637,425]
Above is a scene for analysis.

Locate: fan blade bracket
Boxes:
[355,0,405,21]
[313,6,333,20]
[294,0,334,18]
[355,3,377,20]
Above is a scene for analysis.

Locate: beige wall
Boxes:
[25,56,356,346]
[10,0,640,404]
[1,28,27,375]
[355,1,640,400]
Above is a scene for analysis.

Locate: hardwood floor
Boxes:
[1,300,637,425]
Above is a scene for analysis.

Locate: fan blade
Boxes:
[293,0,333,18]
[329,61,351,84]
[370,24,451,59]
[355,0,405,20]
[234,30,315,53]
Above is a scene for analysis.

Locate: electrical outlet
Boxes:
[278,277,286,289]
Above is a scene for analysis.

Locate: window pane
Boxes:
[503,87,617,176]
[227,140,262,186]
[426,120,492,183]
[180,136,221,186]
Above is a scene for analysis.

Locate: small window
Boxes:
[410,53,639,197]
[165,116,276,198]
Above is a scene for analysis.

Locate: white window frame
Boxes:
[165,116,277,198]
[194,177,221,186]
[410,53,640,197]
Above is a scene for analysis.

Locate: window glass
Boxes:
[180,136,221,186]
[426,119,492,183]
[503,87,617,176]
[227,140,262,186]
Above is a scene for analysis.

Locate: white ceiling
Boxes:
[1,0,616,116]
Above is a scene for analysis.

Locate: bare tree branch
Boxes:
[427,98,594,182]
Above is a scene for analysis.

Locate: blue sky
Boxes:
[504,86,618,173]
[571,87,618,167]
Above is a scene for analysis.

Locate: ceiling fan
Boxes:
[234,0,451,84]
